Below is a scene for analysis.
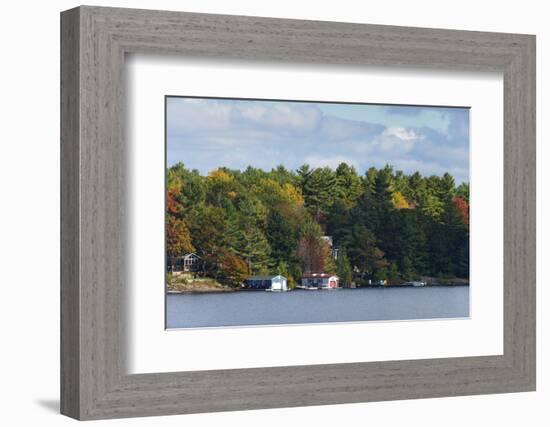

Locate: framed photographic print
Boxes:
[61,5,536,420]
[164,97,471,329]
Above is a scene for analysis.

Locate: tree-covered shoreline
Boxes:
[167,162,469,288]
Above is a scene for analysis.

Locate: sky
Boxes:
[166,97,470,184]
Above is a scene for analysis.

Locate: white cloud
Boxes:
[383,107,452,135]
[260,104,321,134]
[167,98,469,183]
[370,127,418,153]
[167,98,233,133]
[383,127,418,141]
[235,105,266,121]
[168,98,323,137]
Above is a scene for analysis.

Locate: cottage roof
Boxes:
[321,235,333,247]
[246,275,286,280]
[302,273,338,279]
[171,253,201,260]
[183,252,200,259]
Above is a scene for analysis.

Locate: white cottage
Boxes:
[321,235,339,260]
[168,253,201,273]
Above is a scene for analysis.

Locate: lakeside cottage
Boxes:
[245,275,288,291]
[168,252,201,273]
[301,273,339,289]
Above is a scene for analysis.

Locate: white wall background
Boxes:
[0,1,546,425]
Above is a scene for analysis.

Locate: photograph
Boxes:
[165,96,470,328]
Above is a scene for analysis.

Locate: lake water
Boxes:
[166,286,469,328]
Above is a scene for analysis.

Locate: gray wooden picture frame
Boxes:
[60,5,536,421]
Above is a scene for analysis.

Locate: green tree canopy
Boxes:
[166,162,469,285]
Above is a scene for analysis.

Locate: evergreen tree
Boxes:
[387,261,400,282]
[456,182,470,203]
[235,224,271,275]
[374,165,394,203]
[346,224,388,283]
[302,167,336,223]
[335,162,362,207]
[407,171,424,205]
[363,167,378,196]
[336,250,353,288]
[167,163,470,284]
[296,164,312,190]
[439,173,456,202]
[266,209,299,267]
[270,164,296,186]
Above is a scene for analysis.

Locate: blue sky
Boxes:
[166,97,470,184]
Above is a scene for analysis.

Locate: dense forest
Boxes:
[166,162,469,288]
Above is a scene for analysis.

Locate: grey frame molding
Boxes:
[61,5,536,420]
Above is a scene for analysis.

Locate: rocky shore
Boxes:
[167,275,235,294]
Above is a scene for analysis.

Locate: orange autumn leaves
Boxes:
[166,186,194,256]
[452,196,469,225]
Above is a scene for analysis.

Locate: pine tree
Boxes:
[335,162,362,207]
[188,206,226,258]
[439,173,456,202]
[346,224,388,282]
[374,165,394,202]
[235,224,271,275]
[387,261,400,281]
[408,171,424,205]
[266,209,299,267]
[336,250,353,288]
[302,167,336,223]
[456,182,470,203]
[364,167,378,196]
[296,164,312,191]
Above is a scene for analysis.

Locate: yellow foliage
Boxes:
[207,169,233,183]
[391,191,410,210]
[166,217,194,257]
[281,183,304,205]
[166,170,183,193]
[257,179,304,206]
[257,178,281,194]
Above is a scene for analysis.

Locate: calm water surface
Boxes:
[166,286,469,328]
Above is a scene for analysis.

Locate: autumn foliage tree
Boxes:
[214,249,248,287]
[452,196,469,225]
[166,216,194,258]
[391,191,410,210]
[166,181,194,257]
[166,161,470,286]
[297,220,326,274]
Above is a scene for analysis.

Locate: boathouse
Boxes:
[301,273,339,288]
[245,275,288,291]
